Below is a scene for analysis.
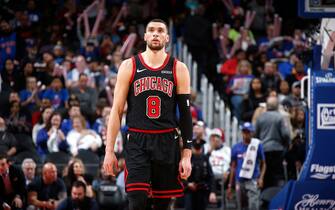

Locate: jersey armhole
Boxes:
[129,56,136,85]
[173,58,178,87]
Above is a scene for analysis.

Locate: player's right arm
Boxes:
[103,58,133,176]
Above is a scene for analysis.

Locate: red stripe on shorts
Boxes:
[151,193,184,199]
[128,127,175,134]
[152,189,184,194]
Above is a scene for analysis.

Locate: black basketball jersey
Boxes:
[126,54,178,131]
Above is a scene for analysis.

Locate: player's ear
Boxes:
[166,34,169,43]
[144,32,148,42]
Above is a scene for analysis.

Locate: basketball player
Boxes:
[103,19,193,210]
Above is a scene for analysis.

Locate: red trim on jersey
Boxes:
[152,189,184,194]
[128,127,175,134]
[126,183,150,187]
[138,53,170,71]
[173,58,178,87]
[129,56,136,84]
[124,163,128,186]
[151,193,184,199]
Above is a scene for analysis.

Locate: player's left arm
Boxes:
[175,60,192,179]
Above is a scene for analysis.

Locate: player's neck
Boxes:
[141,49,167,68]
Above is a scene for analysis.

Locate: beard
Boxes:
[147,41,165,51]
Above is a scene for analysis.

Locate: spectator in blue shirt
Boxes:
[227,122,266,210]
[61,104,90,136]
[19,76,41,112]
[0,20,16,71]
[36,112,68,160]
[42,77,69,111]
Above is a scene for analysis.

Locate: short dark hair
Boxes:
[146,19,168,32]
[79,73,88,79]
[0,153,8,161]
[72,180,86,193]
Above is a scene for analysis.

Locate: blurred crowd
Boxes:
[0,0,311,209]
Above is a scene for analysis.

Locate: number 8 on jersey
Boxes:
[146,96,161,119]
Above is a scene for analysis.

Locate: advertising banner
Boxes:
[270,70,335,209]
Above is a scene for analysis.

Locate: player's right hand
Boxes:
[103,152,119,176]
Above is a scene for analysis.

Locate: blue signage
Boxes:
[299,71,335,181]
[270,70,335,209]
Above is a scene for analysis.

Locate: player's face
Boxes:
[144,22,169,51]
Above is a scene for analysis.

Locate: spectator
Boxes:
[285,132,306,180]
[278,52,299,79]
[257,24,276,46]
[207,128,230,178]
[42,77,69,111]
[0,116,17,157]
[53,44,65,64]
[27,162,67,210]
[185,139,216,210]
[207,129,231,192]
[227,60,254,122]
[0,20,16,71]
[66,55,92,88]
[56,180,98,210]
[70,73,98,120]
[0,154,26,210]
[36,112,68,159]
[260,61,281,93]
[1,59,22,91]
[109,50,123,74]
[21,158,36,186]
[61,104,89,136]
[63,158,94,197]
[227,122,266,210]
[287,81,303,107]
[32,107,53,145]
[285,60,306,87]
[34,52,57,87]
[0,91,19,118]
[21,62,36,82]
[278,80,290,103]
[5,101,31,135]
[66,115,102,156]
[220,49,246,84]
[88,59,104,91]
[193,121,207,152]
[242,77,267,122]
[255,96,290,189]
[291,107,305,139]
[19,76,41,112]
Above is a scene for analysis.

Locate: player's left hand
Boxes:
[179,156,192,180]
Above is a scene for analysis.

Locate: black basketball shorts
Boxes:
[124,128,184,199]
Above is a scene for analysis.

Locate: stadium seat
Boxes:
[45,151,72,174]
[96,180,125,210]
[13,151,41,165]
[75,149,100,177]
